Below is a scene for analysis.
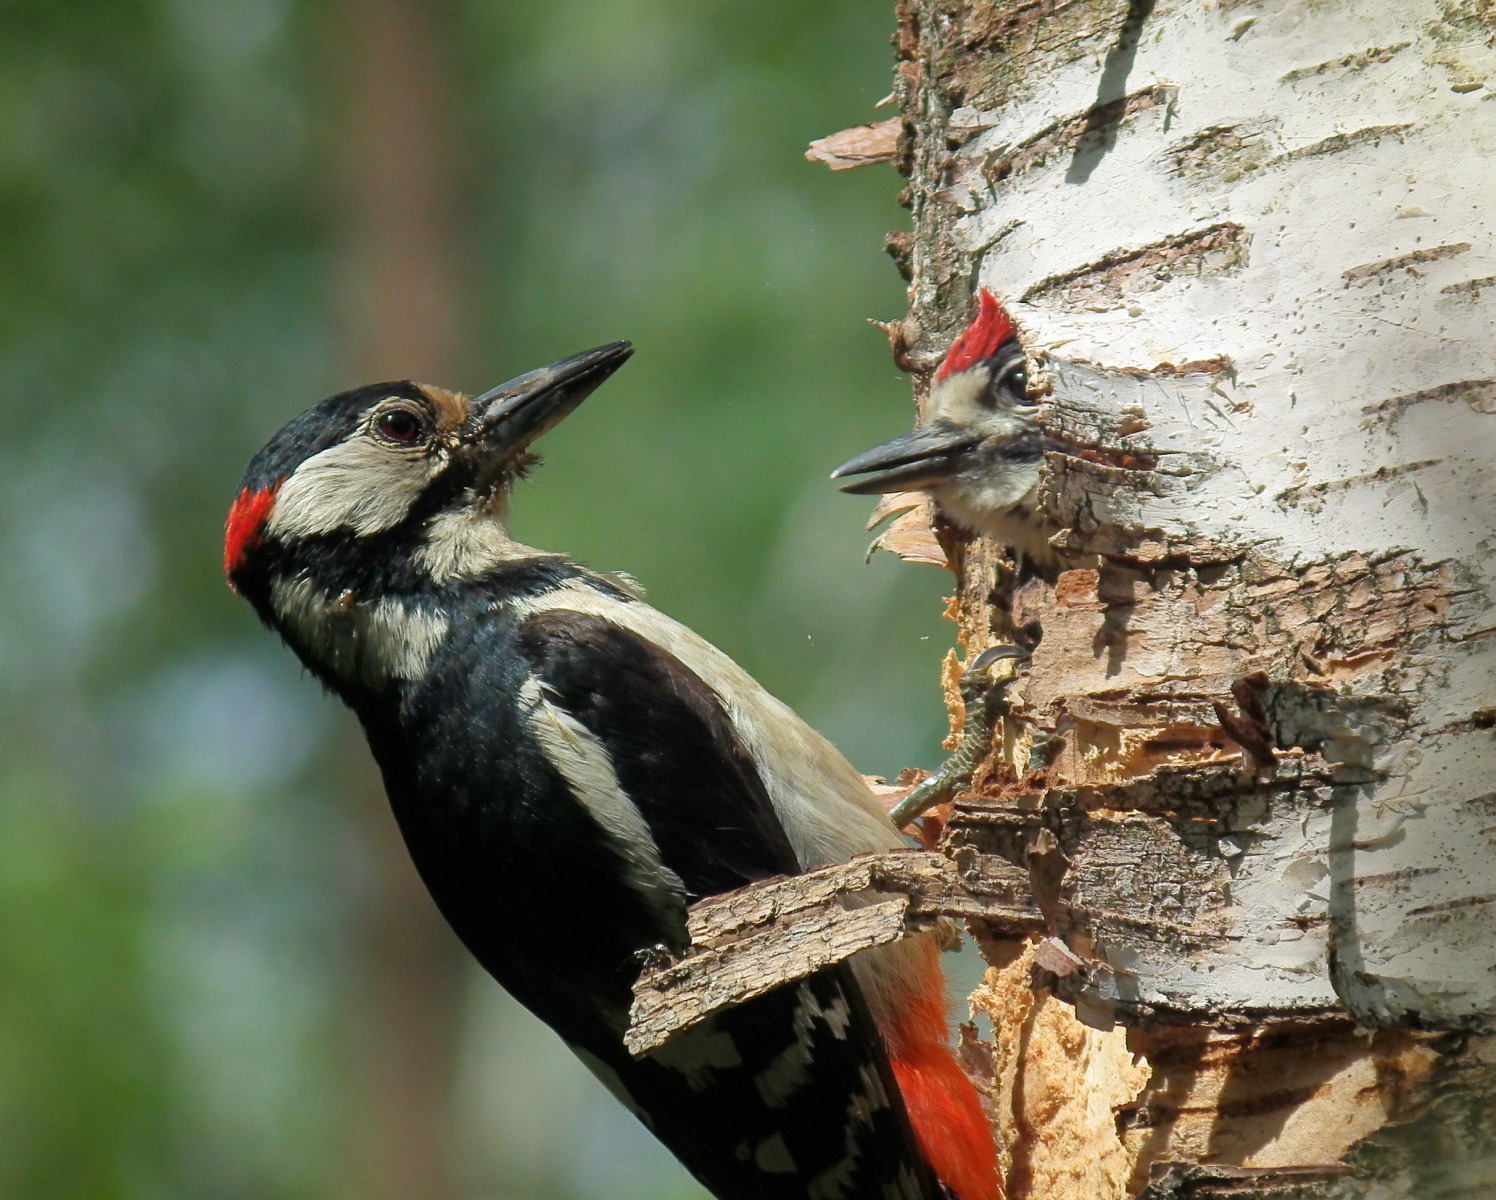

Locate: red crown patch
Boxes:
[934,289,1016,383]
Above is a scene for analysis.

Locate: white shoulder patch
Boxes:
[508,583,937,1046]
[511,583,906,865]
[519,677,688,921]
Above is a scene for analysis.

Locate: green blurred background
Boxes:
[0,1,957,1197]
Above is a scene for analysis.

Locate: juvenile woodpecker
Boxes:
[832,291,1059,567]
[225,343,1002,1200]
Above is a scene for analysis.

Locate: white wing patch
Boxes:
[510,584,905,867]
[807,1063,891,1200]
[519,677,689,923]
[753,1133,797,1174]
[755,985,852,1108]
[270,575,447,685]
[649,1019,744,1091]
[268,434,446,540]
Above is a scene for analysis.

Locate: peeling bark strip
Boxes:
[876,0,1496,1195]
[626,850,1044,1056]
[628,896,911,1056]
[1279,42,1413,83]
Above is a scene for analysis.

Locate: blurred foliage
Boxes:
[0,0,956,1197]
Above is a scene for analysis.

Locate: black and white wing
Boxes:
[509,607,946,1200]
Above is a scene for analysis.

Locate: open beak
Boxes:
[830,423,979,495]
[466,340,634,464]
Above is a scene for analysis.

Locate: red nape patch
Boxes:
[935,289,1016,383]
[224,484,280,578]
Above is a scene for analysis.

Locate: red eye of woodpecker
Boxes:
[376,409,424,445]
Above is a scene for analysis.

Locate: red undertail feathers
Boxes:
[884,941,1005,1200]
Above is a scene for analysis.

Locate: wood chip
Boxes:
[806,119,901,170]
[868,503,948,567]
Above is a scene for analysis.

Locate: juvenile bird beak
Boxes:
[830,423,979,495]
[467,341,634,462]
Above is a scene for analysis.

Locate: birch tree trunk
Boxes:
[879,2,1496,1196]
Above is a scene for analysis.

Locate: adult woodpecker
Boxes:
[225,343,1003,1200]
[831,291,1058,567]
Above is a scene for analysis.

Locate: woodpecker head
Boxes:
[832,291,1057,560]
[225,341,632,689]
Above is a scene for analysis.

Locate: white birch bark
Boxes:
[879,1,1496,1195]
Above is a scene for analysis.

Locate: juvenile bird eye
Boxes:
[376,409,424,444]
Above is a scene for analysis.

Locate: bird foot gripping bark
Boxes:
[890,645,1029,830]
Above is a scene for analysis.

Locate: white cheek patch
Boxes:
[926,368,990,427]
[927,362,1038,431]
[268,436,445,540]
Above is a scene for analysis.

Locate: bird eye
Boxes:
[988,361,1029,407]
[375,408,425,445]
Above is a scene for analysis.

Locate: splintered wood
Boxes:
[866,492,949,567]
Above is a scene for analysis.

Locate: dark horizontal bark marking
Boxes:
[1441,274,1496,297]
[1406,893,1496,918]
[1360,378,1496,426]
[984,83,1173,183]
[1274,123,1413,163]
[1022,223,1248,309]
[1280,42,1411,83]
[1275,458,1441,505]
[1342,241,1470,282]
[1166,123,1275,184]
[1350,866,1441,888]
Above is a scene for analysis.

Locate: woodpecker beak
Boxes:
[830,423,980,495]
[466,340,634,465]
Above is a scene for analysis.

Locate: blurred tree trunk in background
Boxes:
[336,0,468,1197]
[877,2,1496,1197]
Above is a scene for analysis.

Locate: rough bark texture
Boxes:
[632,4,1494,1193]
[884,1,1496,1196]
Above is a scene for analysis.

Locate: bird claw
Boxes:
[889,644,1029,830]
